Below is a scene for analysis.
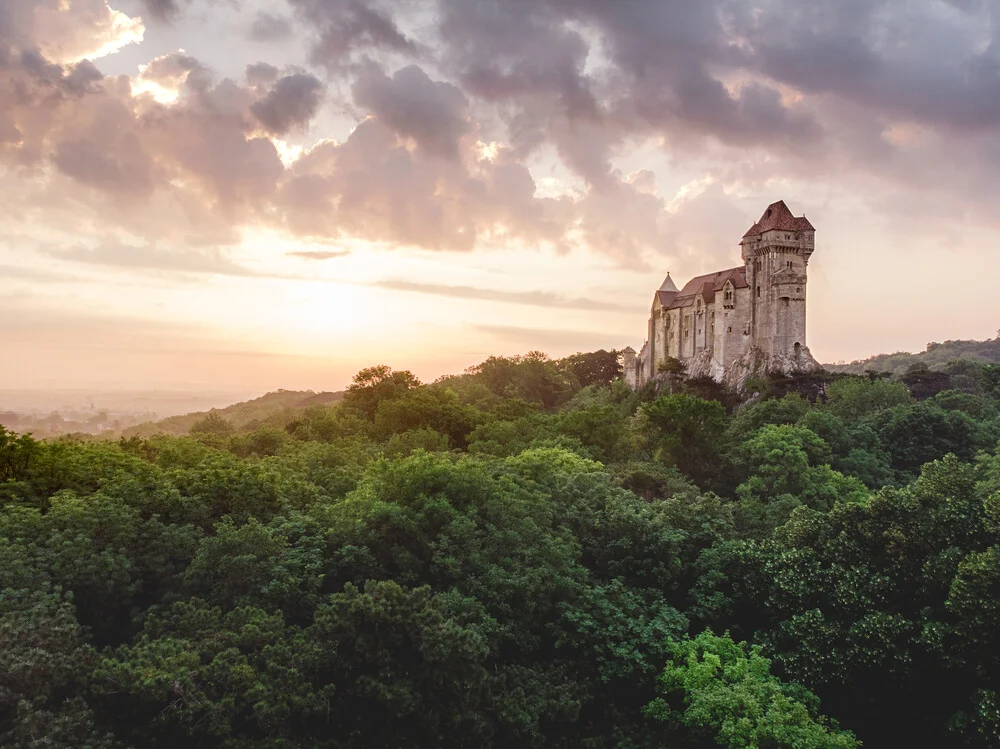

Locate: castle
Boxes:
[623,200,820,389]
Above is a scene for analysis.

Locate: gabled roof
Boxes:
[742,200,814,238]
[656,266,747,310]
[656,290,678,307]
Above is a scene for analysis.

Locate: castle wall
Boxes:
[667,309,680,359]
[714,287,752,374]
[744,229,812,358]
[628,201,814,389]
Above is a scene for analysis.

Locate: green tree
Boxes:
[657,356,687,375]
[645,631,858,748]
[736,425,868,511]
[726,394,811,447]
[374,386,479,447]
[343,365,421,420]
[869,402,991,477]
[0,589,115,748]
[559,349,622,388]
[640,394,726,485]
[554,404,629,463]
[826,376,912,421]
[466,352,574,410]
[0,427,38,482]
[190,411,235,437]
[182,516,324,617]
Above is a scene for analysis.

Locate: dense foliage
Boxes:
[5,350,1000,747]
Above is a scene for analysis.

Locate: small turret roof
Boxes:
[659,272,679,292]
[742,200,814,239]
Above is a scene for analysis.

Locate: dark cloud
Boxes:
[140,0,187,21]
[53,135,156,196]
[352,65,471,158]
[6,0,1000,271]
[734,0,1000,134]
[283,0,825,188]
[374,279,642,311]
[250,72,324,135]
[249,12,293,42]
[288,0,419,67]
[246,62,279,87]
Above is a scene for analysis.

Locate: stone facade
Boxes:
[624,200,820,390]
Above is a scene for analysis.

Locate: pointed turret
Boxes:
[659,272,678,292]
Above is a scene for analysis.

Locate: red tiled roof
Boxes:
[742,200,814,238]
[659,266,747,310]
[656,290,678,307]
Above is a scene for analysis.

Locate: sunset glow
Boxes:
[3,0,1000,393]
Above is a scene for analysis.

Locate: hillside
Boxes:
[825,335,1000,374]
[4,351,1000,747]
[119,388,344,437]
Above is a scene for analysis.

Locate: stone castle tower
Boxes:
[624,200,819,389]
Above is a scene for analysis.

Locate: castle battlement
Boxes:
[624,200,820,390]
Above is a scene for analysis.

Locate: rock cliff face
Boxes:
[682,344,819,390]
[685,350,720,381]
[721,344,820,391]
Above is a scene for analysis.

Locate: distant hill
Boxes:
[825,336,1000,375]
[119,389,345,437]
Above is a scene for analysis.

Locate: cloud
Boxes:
[288,0,419,68]
[374,279,642,311]
[5,0,1000,274]
[248,12,293,42]
[0,264,78,283]
[139,0,187,22]
[732,0,1000,133]
[45,242,261,276]
[288,250,351,260]
[245,62,279,87]
[250,72,324,135]
[20,0,145,64]
[273,116,579,252]
[352,65,471,158]
[53,133,157,197]
[134,50,203,99]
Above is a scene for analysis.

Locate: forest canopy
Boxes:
[4,348,1000,748]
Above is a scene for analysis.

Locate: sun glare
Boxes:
[41,3,145,65]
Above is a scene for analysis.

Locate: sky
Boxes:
[2,0,1000,393]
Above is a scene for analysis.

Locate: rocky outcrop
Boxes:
[722,344,820,391]
[684,349,719,381]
